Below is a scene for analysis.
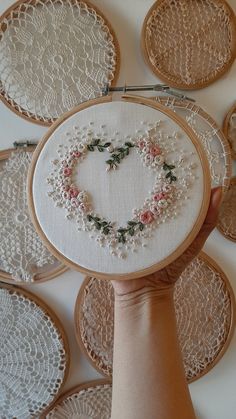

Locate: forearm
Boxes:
[111,285,196,419]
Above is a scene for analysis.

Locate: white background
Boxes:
[0,0,236,418]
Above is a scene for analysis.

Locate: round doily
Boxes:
[0,148,66,283]
[0,0,119,125]
[28,96,211,280]
[44,380,112,418]
[142,0,236,90]
[217,177,236,242]
[223,102,236,160]
[155,97,232,191]
[0,283,69,418]
[75,252,235,382]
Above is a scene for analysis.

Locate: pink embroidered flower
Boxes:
[69,187,79,198]
[139,210,154,225]
[151,205,161,216]
[63,167,72,177]
[73,151,81,158]
[153,192,167,201]
[138,140,146,149]
[79,203,89,213]
[71,198,80,207]
[149,145,162,157]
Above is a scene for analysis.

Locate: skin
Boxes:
[111,187,222,419]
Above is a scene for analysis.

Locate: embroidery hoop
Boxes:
[74,252,235,383]
[42,379,112,418]
[141,0,236,90]
[0,147,67,284]
[155,96,232,191]
[217,176,236,242]
[0,282,70,418]
[223,102,236,160]
[28,95,211,280]
[0,0,120,126]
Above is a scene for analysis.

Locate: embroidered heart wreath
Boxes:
[47,127,194,258]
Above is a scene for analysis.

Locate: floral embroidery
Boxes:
[47,123,196,258]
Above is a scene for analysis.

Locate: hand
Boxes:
[112,187,222,296]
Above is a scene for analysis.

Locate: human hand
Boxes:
[112,187,222,296]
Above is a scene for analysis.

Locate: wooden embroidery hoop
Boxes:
[42,379,112,418]
[141,0,236,90]
[0,281,70,417]
[217,176,236,242]
[74,252,235,383]
[27,94,211,280]
[223,102,236,160]
[0,0,120,126]
[0,147,67,284]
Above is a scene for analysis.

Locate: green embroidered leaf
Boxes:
[114,155,120,163]
[103,227,110,235]
[106,159,113,164]
[171,176,177,182]
[97,146,104,152]
[87,215,93,221]
[93,139,100,145]
[104,142,111,147]
[125,142,134,147]
[117,228,127,234]
[166,172,171,178]
[87,145,94,151]
[128,221,137,226]
[121,235,126,243]
[95,223,101,230]
[117,147,124,152]
[94,217,100,222]
[139,223,144,231]
[129,228,135,236]
[101,221,108,226]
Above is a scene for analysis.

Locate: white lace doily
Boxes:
[75,252,235,382]
[45,381,112,419]
[0,283,69,419]
[155,96,232,190]
[29,98,210,279]
[0,150,59,283]
[0,0,119,125]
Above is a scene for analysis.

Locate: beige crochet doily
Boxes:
[43,380,112,419]
[155,96,232,191]
[223,102,236,160]
[0,0,119,125]
[0,147,66,284]
[0,283,69,419]
[217,177,236,242]
[75,252,235,382]
[142,0,236,90]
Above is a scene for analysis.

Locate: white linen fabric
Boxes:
[32,101,206,276]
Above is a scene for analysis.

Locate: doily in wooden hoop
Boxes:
[223,102,236,160]
[142,0,236,90]
[75,252,235,382]
[0,148,66,283]
[44,380,112,419]
[0,283,69,419]
[217,177,236,242]
[155,96,232,191]
[0,0,119,125]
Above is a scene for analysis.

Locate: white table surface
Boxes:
[0,0,236,418]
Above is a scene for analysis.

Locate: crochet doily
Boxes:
[155,97,232,190]
[75,252,235,382]
[0,283,68,419]
[223,103,236,160]
[142,0,236,89]
[45,381,112,419]
[0,0,119,125]
[217,177,236,242]
[0,150,57,282]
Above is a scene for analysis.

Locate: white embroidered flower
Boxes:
[77,143,86,152]
[107,145,114,152]
[162,184,173,193]
[157,199,169,208]
[154,155,165,166]
[78,191,88,202]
